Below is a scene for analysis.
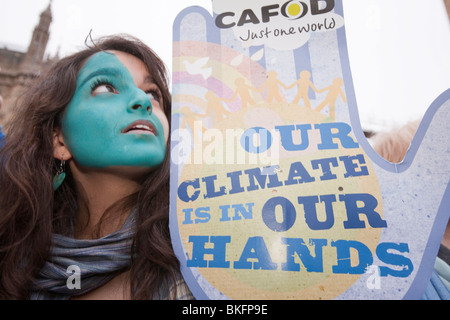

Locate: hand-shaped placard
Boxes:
[170,0,450,300]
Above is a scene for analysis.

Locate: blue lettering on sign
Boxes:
[186,236,414,278]
[177,154,369,202]
[239,122,359,154]
[187,236,414,277]
[178,120,408,280]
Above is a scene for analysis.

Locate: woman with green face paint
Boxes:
[0,35,193,300]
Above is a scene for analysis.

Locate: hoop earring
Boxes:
[53,159,66,191]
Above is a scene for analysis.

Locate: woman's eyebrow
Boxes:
[78,67,124,88]
[144,75,155,85]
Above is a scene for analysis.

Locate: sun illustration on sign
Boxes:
[282,0,308,20]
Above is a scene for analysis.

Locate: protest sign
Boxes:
[170,0,450,299]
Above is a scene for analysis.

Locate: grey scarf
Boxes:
[30,214,135,300]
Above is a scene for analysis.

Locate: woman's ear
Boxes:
[52,129,72,161]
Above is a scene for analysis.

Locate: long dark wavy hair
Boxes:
[0,35,179,299]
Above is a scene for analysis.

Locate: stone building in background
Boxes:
[0,2,59,127]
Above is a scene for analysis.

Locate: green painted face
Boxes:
[61,51,167,169]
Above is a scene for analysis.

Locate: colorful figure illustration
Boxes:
[205,90,231,122]
[180,106,208,133]
[226,78,258,108]
[287,70,321,109]
[315,78,347,120]
[258,71,289,103]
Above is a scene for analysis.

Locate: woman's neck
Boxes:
[70,167,142,239]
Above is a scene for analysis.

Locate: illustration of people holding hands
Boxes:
[259,71,289,103]
[315,77,347,121]
[180,106,208,133]
[218,71,346,122]
[287,70,321,109]
[226,78,258,109]
[204,90,232,123]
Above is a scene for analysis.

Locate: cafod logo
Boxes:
[215,0,336,28]
[213,0,343,51]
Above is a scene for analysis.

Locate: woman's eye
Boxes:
[92,84,118,96]
[147,91,162,107]
[146,91,159,101]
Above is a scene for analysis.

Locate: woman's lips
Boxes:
[122,120,157,136]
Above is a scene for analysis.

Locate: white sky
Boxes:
[1,0,450,131]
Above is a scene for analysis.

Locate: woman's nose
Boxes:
[128,89,152,114]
